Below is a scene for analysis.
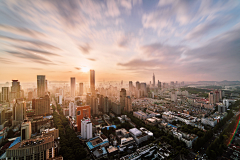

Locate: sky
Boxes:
[0,0,240,83]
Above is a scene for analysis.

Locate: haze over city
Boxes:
[1,0,240,83]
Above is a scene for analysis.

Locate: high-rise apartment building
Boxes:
[35,95,50,116]
[0,108,5,130]
[2,87,9,103]
[21,121,32,141]
[28,91,33,101]
[129,81,133,92]
[13,100,26,125]
[9,80,21,101]
[158,80,161,89]
[71,77,76,98]
[90,70,95,95]
[37,75,45,97]
[140,83,147,97]
[69,102,76,117]
[120,88,126,110]
[90,96,98,115]
[76,105,91,132]
[45,80,48,92]
[124,96,132,112]
[136,81,140,90]
[103,96,109,113]
[81,118,92,140]
[215,90,220,103]
[112,102,121,115]
[79,83,83,96]
[209,91,215,104]
[153,73,155,87]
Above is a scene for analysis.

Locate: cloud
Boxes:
[79,43,91,54]
[186,15,237,40]
[75,67,81,70]
[0,24,45,38]
[0,35,61,50]
[15,46,60,56]
[87,58,96,61]
[118,59,161,69]
[117,35,132,48]
[0,57,15,64]
[5,50,53,65]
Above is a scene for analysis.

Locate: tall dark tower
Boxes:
[153,73,155,87]
[90,70,95,95]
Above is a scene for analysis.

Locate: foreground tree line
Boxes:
[206,103,240,159]
[52,105,88,160]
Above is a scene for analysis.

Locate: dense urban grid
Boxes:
[0,71,240,160]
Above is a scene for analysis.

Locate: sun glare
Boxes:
[81,66,89,72]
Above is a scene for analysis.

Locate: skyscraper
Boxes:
[76,105,91,132]
[71,77,76,98]
[90,70,95,95]
[13,100,26,125]
[81,118,92,140]
[103,96,109,113]
[2,87,9,103]
[120,88,126,110]
[79,83,83,96]
[129,81,133,92]
[35,95,50,116]
[45,80,48,92]
[124,96,132,112]
[37,75,45,97]
[158,80,161,89]
[153,73,155,87]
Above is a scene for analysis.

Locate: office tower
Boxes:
[21,121,32,141]
[153,73,155,87]
[90,70,95,95]
[121,80,123,85]
[2,87,9,103]
[0,108,5,130]
[28,91,33,101]
[13,100,26,125]
[9,80,21,101]
[170,81,174,86]
[81,118,92,140]
[176,81,178,86]
[71,77,76,98]
[112,102,121,115]
[124,96,132,112]
[35,95,50,116]
[76,105,91,132]
[45,80,48,92]
[158,80,161,89]
[37,75,45,97]
[129,81,133,92]
[120,88,126,110]
[209,91,215,104]
[103,96,109,113]
[69,102,76,117]
[79,83,83,96]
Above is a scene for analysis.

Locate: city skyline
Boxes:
[0,0,240,82]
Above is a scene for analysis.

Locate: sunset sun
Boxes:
[81,66,89,72]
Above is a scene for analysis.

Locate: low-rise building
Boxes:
[129,128,149,145]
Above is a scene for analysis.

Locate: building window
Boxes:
[77,111,81,115]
